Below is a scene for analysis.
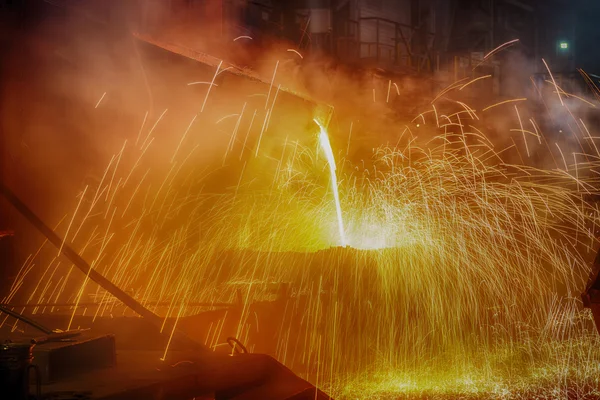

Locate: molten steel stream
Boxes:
[315,119,346,246]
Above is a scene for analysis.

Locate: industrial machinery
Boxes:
[0,2,335,397]
[0,182,333,399]
[0,1,342,398]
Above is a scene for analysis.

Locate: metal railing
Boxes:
[333,16,441,74]
[335,19,359,61]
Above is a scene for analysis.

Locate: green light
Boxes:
[559,41,569,50]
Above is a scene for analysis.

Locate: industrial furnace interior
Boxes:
[2,1,600,399]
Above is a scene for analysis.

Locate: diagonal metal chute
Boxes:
[0,303,53,334]
[0,182,207,352]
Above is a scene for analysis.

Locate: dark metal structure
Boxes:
[0,182,206,354]
[0,182,333,399]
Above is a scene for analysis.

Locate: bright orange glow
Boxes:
[5,52,600,400]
